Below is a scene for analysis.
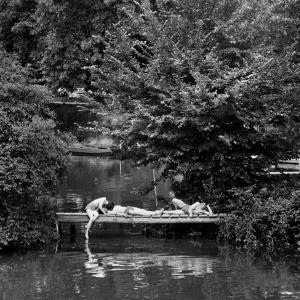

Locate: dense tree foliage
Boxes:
[89,0,300,249]
[91,0,300,197]
[0,48,69,249]
[0,0,131,93]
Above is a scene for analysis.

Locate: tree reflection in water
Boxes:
[54,156,171,212]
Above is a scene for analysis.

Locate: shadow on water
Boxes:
[1,236,300,300]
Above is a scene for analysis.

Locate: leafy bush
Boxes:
[0,48,69,250]
[0,200,58,250]
[219,183,300,251]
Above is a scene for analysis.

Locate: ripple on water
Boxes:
[80,249,217,280]
[1,238,300,300]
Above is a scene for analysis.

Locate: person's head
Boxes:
[198,203,206,210]
[105,201,115,211]
[169,191,175,199]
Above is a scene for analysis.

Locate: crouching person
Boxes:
[85,197,114,240]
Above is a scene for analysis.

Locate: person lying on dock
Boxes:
[85,197,114,240]
[107,203,164,217]
[168,191,213,217]
[163,205,212,217]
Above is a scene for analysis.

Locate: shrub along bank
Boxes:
[218,181,300,251]
[0,49,70,250]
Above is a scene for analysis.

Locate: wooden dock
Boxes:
[67,147,112,156]
[56,212,225,235]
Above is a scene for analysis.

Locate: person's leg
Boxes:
[192,203,212,216]
[85,209,99,240]
[127,207,149,216]
[185,202,200,217]
[193,208,210,215]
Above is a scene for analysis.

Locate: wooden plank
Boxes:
[56,213,224,224]
[269,171,300,175]
[68,147,112,156]
[51,101,94,107]
[279,159,300,164]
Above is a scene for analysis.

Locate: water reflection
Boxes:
[83,240,215,280]
[54,156,170,212]
[3,156,300,299]
[0,237,300,300]
[84,241,105,278]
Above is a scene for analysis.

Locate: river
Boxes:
[1,156,300,300]
[54,156,171,212]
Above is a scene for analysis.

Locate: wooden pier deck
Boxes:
[56,213,225,234]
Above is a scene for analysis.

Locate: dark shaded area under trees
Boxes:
[0,0,300,251]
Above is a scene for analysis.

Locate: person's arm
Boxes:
[98,199,108,215]
[171,199,179,209]
[188,206,193,217]
[162,209,185,215]
[206,204,213,215]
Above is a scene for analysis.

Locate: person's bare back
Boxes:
[167,191,213,217]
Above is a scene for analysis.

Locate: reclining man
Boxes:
[167,191,213,217]
[108,203,164,217]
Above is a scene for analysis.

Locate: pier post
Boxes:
[70,224,76,236]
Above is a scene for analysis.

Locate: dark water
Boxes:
[1,237,300,300]
[1,156,300,300]
[54,156,171,212]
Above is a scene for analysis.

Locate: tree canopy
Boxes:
[1,0,299,198]
[87,0,300,199]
